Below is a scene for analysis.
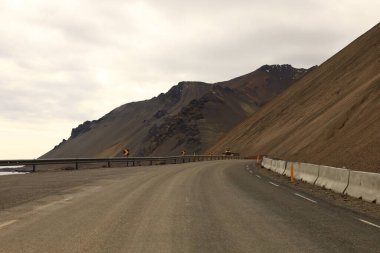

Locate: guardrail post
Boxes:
[150,160,153,166]
[75,162,79,170]
[132,161,135,166]
[32,164,36,172]
[107,161,111,168]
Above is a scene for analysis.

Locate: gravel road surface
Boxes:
[0,160,379,252]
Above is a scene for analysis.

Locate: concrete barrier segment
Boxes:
[270,160,277,172]
[267,158,272,169]
[284,162,291,177]
[284,162,301,177]
[345,171,380,204]
[261,157,265,168]
[315,166,349,194]
[262,157,272,169]
[275,160,287,175]
[266,158,272,169]
[297,163,320,184]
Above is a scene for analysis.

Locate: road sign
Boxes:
[123,149,129,157]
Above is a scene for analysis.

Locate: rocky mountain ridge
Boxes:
[43,64,311,158]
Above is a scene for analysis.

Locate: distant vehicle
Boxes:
[222,147,239,156]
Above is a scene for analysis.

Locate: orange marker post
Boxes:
[290,163,295,183]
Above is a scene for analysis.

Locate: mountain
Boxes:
[208,23,380,173]
[43,64,310,159]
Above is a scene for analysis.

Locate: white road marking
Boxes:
[185,197,191,206]
[294,193,317,204]
[269,181,279,187]
[359,219,380,229]
[256,175,261,179]
[63,196,72,201]
[0,220,17,230]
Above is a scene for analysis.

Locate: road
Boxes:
[0,160,379,252]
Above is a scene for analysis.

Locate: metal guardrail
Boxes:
[0,155,243,172]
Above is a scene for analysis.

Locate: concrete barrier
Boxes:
[345,171,380,204]
[284,162,291,176]
[266,158,272,169]
[263,156,380,205]
[267,158,272,169]
[262,157,271,169]
[261,157,268,168]
[275,160,287,174]
[267,158,273,169]
[284,162,301,177]
[270,160,277,172]
[296,163,320,184]
[315,166,349,194]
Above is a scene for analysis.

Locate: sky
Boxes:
[0,0,379,159]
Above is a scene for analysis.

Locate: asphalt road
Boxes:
[0,160,379,253]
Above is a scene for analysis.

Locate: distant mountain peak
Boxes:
[42,63,310,159]
[258,64,311,73]
[259,64,293,71]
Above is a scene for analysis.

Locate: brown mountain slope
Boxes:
[208,23,380,172]
[43,65,310,158]
[217,64,314,105]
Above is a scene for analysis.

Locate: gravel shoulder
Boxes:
[252,162,380,221]
[0,165,161,211]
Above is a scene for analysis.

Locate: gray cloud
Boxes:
[0,0,379,158]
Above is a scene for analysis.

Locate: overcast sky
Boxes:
[0,0,379,159]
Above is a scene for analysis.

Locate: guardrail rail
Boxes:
[0,155,243,172]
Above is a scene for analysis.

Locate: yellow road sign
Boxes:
[123,149,129,157]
